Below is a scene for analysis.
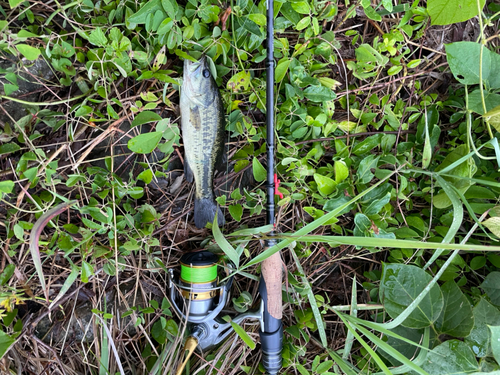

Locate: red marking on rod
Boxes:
[274,174,283,199]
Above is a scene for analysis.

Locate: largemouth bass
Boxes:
[180,56,225,228]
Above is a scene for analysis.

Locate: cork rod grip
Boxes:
[261,251,282,320]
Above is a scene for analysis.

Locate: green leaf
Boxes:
[16,44,40,60]
[0,330,16,359]
[88,27,108,46]
[303,85,336,102]
[227,70,251,93]
[226,317,256,349]
[428,0,486,25]
[483,217,500,238]
[49,265,79,308]
[275,60,291,83]
[421,340,478,375]
[0,143,20,156]
[3,83,18,95]
[380,263,444,329]
[296,17,310,30]
[313,173,336,196]
[252,158,266,182]
[128,0,162,24]
[361,0,382,21]
[212,215,239,268]
[229,204,243,222]
[316,360,334,374]
[280,2,301,24]
[0,264,15,286]
[13,224,24,240]
[247,13,266,26]
[127,132,163,154]
[242,18,262,37]
[291,1,310,14]
[470,256,486,270]
[151,317,167,344]
[161,0,178,18]
[490,326,500,366]
[435,281,474,337]
[352,134,381,156]
[8,0,24,9]
[137,169,153,184]
[81,261,95,284]
[334,160,349,183]
[378,325,423,366]
[23,166,38,182]
[131,111,162,127]
[465,298,500,357]
[480,272,500,306]
[364,192,390,216]
[357,155,379,184]
[445,42,500,89]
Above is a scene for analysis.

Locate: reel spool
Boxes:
[169,250,233,325]
[178,251,219,320]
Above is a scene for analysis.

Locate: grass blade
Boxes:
[342,276,357,361]
[290,247,327,347]
[424,175,463,268]
[339,314,430,375]
[49,263,79,309]
[29,200,77,302]
[213,213,240,268]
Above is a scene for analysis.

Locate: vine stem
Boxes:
[476,0,494,138]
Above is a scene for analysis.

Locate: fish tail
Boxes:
[194,197,225,228]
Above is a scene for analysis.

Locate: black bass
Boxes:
[180,56,225,228]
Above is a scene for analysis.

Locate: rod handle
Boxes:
[175,336,198,375]
[261,251,282,320]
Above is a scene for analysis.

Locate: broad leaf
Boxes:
[314,173,336,196]
[127,132,163,154]
[131,111,162,127]
[484,217,500,238]
[435,281,474,337]
[480,272,500,306]
[128,0,162,24]
[465,298,500,357]
[428,0,486,25]
[378,325,423,366]
[421,340,479,375]
[0,330,15,359]
[252,157,266,182]
[489,326,500,366]
[0,143,20,155]
[380,263,444,329]
[303,85,336,102]
[445,42,500,89]
[16,44,40,60]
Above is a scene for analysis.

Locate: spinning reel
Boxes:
[169,250,282,375]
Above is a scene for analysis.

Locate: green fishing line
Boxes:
[181,263,217,283]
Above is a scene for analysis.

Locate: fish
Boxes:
[180,56,225,229]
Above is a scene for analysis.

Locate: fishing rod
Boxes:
[258,0,283,373]
[170,1,282,374]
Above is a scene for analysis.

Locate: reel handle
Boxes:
[175,336,198,375]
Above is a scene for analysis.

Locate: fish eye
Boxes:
[203,69,210,78]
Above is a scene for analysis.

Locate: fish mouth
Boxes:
[185,55,206,77]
